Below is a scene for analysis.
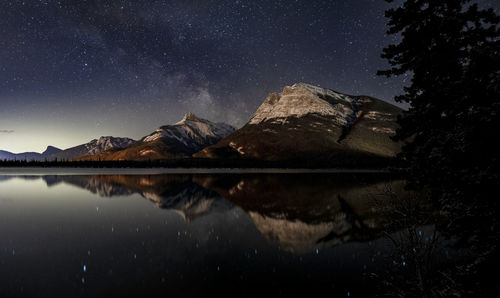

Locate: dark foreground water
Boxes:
[0,171,409,297]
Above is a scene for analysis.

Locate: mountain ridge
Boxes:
[0,137,134,161]
[78,113,236,161]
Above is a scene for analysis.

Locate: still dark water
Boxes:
[0,170,408,297]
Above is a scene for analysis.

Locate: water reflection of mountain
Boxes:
[41,175,231,222]
[12,173,407,253]
[43,175,135,197]
[199,174,407,253]
[0,175,14,183]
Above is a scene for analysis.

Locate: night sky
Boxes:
[1,0,498,153]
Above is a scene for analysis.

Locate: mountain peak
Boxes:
[291,82,317,89]
[42,145,62,156]
[249,83,357,125]
[86,136,135,155]
[181,112,200,122]
[195,82,403,162]
[291,82,348,99]
[143,114,236,148]
[98,136,115,141]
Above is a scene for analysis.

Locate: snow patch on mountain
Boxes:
[369,127,396,134]
[364,111,393,121]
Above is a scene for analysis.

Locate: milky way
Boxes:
[0,0,498,152]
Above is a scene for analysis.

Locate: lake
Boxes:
[0,169,408,297]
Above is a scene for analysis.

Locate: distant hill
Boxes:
[0,137,134,161]
[0,146,61,161]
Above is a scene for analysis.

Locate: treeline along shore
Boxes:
[0,155,400,169]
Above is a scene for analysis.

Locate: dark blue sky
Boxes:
[0,0,498,152]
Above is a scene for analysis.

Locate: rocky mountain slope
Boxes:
[80,113,235,161]
[52,136,135,160]
[195,83,402,164]
[42,146,63,156]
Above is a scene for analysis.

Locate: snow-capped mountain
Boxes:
[80,113,236,161]
[195,83,402,165]
[51,136,135,161]
[86,136,136,155]
[142,112,235,146]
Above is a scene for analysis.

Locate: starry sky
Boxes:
[0,0,498,153]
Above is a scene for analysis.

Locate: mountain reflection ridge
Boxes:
[8,173,406,253]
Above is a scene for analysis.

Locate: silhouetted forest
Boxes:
[0,155,398,169]
[377,0,499,296]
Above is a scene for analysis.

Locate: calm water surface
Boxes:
[0,171,408,297]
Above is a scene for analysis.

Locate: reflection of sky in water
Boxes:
[0,174,402,297]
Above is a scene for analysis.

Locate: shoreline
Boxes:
[0,167,391,175]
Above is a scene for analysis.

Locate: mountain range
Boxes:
[0,137,134,161]
[0,146,61,161]
[79,112,235,161]
[1,83,402,165]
